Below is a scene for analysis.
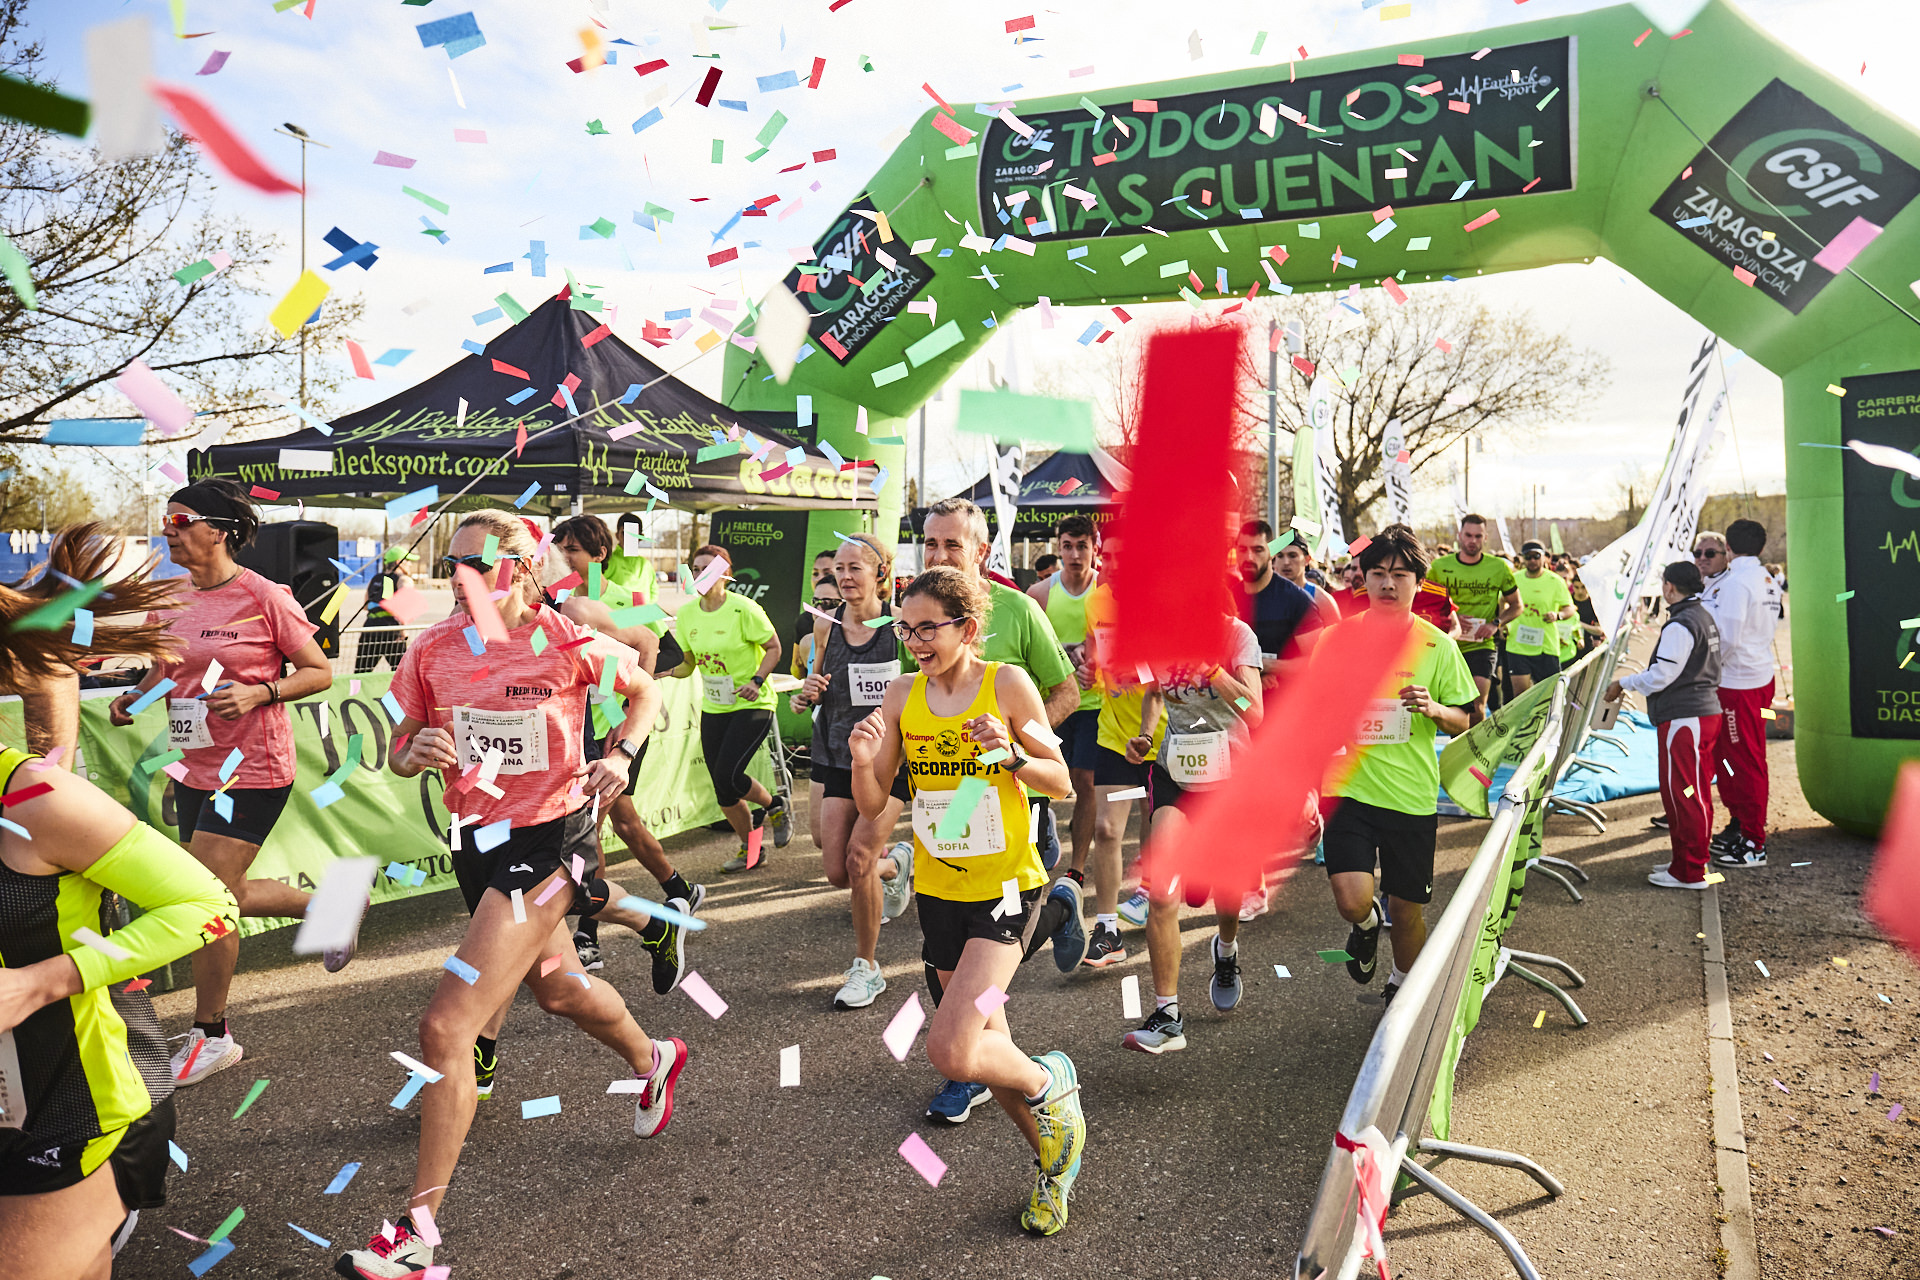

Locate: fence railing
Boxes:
[1295,685,1573,1280]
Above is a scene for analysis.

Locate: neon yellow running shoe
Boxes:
[1020,1155,1080,1236]
[1029,1050,1085,1176]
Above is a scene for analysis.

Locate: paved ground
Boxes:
[116,738,1832,1278]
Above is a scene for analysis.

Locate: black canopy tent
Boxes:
[903,447,1120,540]
[188,292,876,514]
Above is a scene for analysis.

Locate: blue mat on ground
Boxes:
[1437,710,1661,816]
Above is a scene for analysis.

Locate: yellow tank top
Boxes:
[900,662,1045,902]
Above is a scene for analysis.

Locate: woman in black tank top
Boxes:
[790,535,911,1010]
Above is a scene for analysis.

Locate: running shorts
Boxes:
[1506,651,1561,682]
[916,886,1046,974]
[174,783,292,847]
[1321,797,1438,905]
[1462,648,1498,681]
[1093,745,1149,789]
[452,805,609,917]
[0,1097,176,1209]
[815,764,911,803]
[1055,708,1101,772]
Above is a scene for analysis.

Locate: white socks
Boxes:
[1215,936,1238,959]
[1096,912,1119,932]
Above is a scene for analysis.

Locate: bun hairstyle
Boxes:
[901,566,990,646]
[0,523,181,687]
[168,478,259,550]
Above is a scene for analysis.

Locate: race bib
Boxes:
[1460,616,1488,641]
[0,1030,24,1130]
[1514,624,1546,648]
[167,698,214,751]
[912,790,1007,860]
[1165,731,1230,787]
[701,672,739,708]
[1355,699,1413,746]
[452,705,549,775]
[848,660,900,708]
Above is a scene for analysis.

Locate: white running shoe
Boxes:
[322,895,370,973]
[335,1217,433,1280]
[1648,869,1710,890]
[880,842,914,922]
[1238,889,1269,922]
[169,1028,243,1086]
[633,1037,686,1138]
[832,957,887,1010]
[1117,887,1150,928]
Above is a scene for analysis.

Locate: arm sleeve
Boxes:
[68,823,239,991]
[1619,623,1696,695]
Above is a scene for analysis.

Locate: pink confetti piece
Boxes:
[1773,1079,1790,1093]
[454,565,508,642]
[898,1132,947,1187]
[1462,209,1500,233]
[24,747,65,771]
[1875,1226,1896,1238]
[973,984,1009,1018]
[116,360,193,436]
[883,991,925,1061]
[1871,1071,1881,1093]
[453,129,488,144]
[1812,215,1883,274]
[373,151,417,168]
[680,970,729,1019]
[532,875,568,907]
[412,1205,441,1248]
[539,953,565,977]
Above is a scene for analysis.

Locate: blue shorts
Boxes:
[1056,708,1101,771]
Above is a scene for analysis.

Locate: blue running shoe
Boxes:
[926,1078,990,1125]
[1048,878,1088,973]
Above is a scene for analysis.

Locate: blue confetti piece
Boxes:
[127,679,176,715]
[819,440,846,470]
[785,446,805,467]
[188,1240,234,1277]
[461,340,485,354]
[70,607,94,645]
[42,420,146,447]
[1676,214,1711,228]
[473,818,512,852]
[525,240,547,277]
[756,70,801,92]
[385,486,438,518]
[384,860,412,883]
[419,216,448,244]
[796,394,812,426]
[309,780,344,810]
[169,1140,189,1170]
[664,308,691,320]
[619,383,645,404]
[463,624,485,656]
[521,1095,562,1119]
[390,1071,428,1110]
[287,1224,331,1249]
[442,32,487,59]
[218,749,243,782]
[472,307,505,325]
[513,481,541,508]
[506,386,537,405]
[632,108,664,133]
[1076,322,1103,346]
[380,692,404,723]
[482,261,514,274]
[615,895,709,932]
[0,817,26,839]
[717,99,748,111]
[1239,207,1264,219]
[323,1162,360,1194]
[211,789,233,820]
[373,349,413,366]
[443,954,481,985]
[1030,220,1054,235]
[558,384,579,416]
[1450,180,1475,201]
[872,465,889,494]
[416,12,480,49]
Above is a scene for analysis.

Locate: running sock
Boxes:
[1358,905,1380,930]
[1063,868,1085,886]
[660,872,693,901]
[574,915,600,943]
[193,1018,228,1039]
[475,1035,497,1062]
[1095,912,1118,932]
[1388,963,1409,986]
[1215,936,1238,959]
[1155,995,1179,1015]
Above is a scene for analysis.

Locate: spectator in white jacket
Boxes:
[1699,519,1782,867]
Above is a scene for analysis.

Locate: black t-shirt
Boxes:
[1240,574,1317,659]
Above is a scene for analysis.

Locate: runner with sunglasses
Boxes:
[0,524,239,1280]
[791,534,914,1010]
[107,481,347,1087]
[665,545,789,873]
[336,511,681,1279]
[847,567,1087,1236]
[1506,542,1575,695]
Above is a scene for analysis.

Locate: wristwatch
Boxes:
[1005,750,1029,775]
[612,738,644,760]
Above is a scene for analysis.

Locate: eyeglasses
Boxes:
[893,617,970,644]
[162,513,233,529]
[442,554,514,573]
[1693,549,1724,559]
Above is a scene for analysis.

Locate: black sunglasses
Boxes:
[442,553,516,573]
[1693,549,1725,559]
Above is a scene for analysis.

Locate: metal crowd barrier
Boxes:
[1295,700,1568,1280]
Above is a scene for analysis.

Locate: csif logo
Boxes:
[1726,129,1892,216]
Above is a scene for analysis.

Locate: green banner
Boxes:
[1437,675,1559,817]
[2,674,766,938]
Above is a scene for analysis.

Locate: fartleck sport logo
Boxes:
[1652,79,1920,315]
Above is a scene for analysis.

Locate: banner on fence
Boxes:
[0,673,768,938]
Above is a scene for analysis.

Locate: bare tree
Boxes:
[1252,289,1609,537]
[0,2,362,447]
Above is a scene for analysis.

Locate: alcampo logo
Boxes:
[1725,128,1889,217]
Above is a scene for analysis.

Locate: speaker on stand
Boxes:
[235,521,341,658]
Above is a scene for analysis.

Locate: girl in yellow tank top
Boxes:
[847,566,1089,1237]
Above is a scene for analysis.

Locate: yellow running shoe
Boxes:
[1029,1050,1085,1176]
[1020,1155,1080,1236]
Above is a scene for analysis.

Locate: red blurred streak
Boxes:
[1137,611,1418,903]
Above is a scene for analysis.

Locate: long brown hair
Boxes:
[1,523,181,688]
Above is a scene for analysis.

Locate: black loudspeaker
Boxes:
[235,521,341,658]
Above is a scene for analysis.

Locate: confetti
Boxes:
[898,1132,947,1187]
[1120,973,1142,1019]
[680,970,729,1019]
[883,991,925,1061]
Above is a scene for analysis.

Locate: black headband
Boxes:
[169,482,246,524]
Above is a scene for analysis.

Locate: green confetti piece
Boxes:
[1901,616,1920,629]
[172,258,215,287]
[0,71,89,137]
[1157,260,1191,278]
[232,1078,269,1119]
[1536,86,1560,112]
[1251,31,1268,54]
[588,561,602,600]
[746,146,771,163]
[209,1205,246,1243]
[873,362,910,387]
[1207,228,1229,252]
[904,319,964,368]
[530,626,548,656]
[711,138,724,164]
[945,142,978,160]
[0,231,37,310]
[976,747,1011,766]
[1317,949,1353,964]
[1836,590,1856,602]
[755,110,789,146]
[1120,244,1147,265]
[935,775,992,839]
[696,441,738,461]
[607,602,668,628]
[585,119,609,136]
[1078,95,1104,119]
[1178,286,1204,307]
[588,216,616,239]
[402,186,450,214]
[481,533,499,564]
[956,389,1094,450]
[869,616,894,628]
[11,578,107,632]
[1233,696,1252,710]
[642,201,675,223]
[495,292,528,323]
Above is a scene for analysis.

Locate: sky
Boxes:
[20,0,1920,526]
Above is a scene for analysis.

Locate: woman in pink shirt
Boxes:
[335,510,679,1280]
[107,480,340,1088]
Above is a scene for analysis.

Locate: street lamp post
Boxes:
[272,123,331,409]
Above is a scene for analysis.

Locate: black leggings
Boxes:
[700,710,772,808]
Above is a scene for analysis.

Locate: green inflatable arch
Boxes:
[724,0,1920,834]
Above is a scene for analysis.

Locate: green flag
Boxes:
[1437,676,1559,817]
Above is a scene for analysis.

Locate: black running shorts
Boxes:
[1462,648,1497,681]
[1321,797,1438,905]
[917,887,1045,974]
[815,764,911,803]
[0,1097,176,1209]
[452,806,610,918]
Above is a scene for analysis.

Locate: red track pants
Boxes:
[1658,714,1721,884]
[1713,681,1774,845]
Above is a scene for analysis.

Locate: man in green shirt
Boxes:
[1317,525,1476,1009]
[1506,541,1577,694]
[1426,514,1521,722]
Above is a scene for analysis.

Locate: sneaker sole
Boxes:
[832,981,885,1011]
[335,1256,430,1280]
[1122,1033,1187,1054]
[1020,1158,1080,1237]
[635,1039,687,1138]
[175,1044,244,1088]
[1079,948,1126,969]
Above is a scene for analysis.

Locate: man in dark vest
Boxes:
[1607,561,1723,889]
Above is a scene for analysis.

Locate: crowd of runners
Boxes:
[0,482,1783,1277]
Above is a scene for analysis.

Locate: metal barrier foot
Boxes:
[1393,1153,1550,1280]
[1526,861,1584,903]
[1506,961,1590,1027]
[1416,1138,1567,1197]
[1505,949,1587,988]
[1545,795,1607,835]
[1535,856,1590,884]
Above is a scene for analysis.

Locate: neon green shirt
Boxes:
[1325,617,1476,816]
[676,591,778,713]
[1042,576,1102,713]
[1508,571,1575,657]
[1426,552,1517,653]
